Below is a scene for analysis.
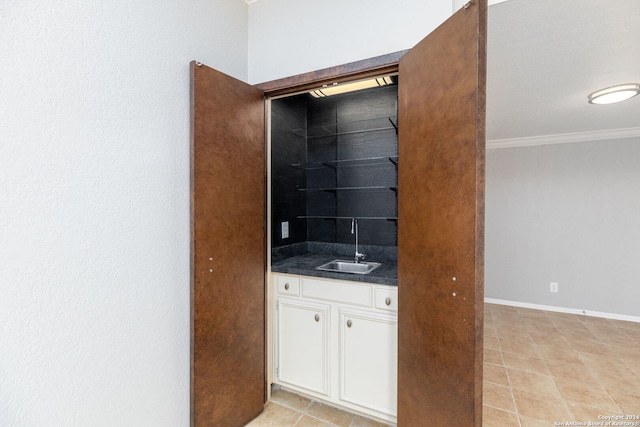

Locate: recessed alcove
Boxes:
[271,82,398,261]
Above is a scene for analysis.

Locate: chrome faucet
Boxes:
[351,218,365,263]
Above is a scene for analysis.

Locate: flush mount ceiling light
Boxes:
[310,76,394,98]
[588,83,640,105]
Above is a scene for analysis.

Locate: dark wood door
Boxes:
[398,1,486,426]
[190,62,266,427]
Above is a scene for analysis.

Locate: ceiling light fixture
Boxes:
[310,76,394,98]
[588,83,640,105]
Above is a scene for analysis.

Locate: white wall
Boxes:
[247,0,452,84]
[485,139,640,318]
[247,0,513,84]
[0,1,247,426]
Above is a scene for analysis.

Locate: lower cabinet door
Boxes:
[339,308,398,416]
[277,298,330,396]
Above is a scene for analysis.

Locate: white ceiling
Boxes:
[486,0,640,146]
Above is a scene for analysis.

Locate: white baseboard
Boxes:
[484,298,640,324]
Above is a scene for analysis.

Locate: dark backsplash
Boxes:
[271,84,398,255]
[271,241,397,264]
[271,96,308,247]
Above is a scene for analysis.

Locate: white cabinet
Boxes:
[273,273,398,423]
[277,298,330,396]
[340,308,397,415]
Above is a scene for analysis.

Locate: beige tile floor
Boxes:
[483,303,640,426]
[249,303,640,426]
[246,388,392,427]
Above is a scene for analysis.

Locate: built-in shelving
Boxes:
[297,216,398,221]
[292,116,398,139]
[271,88,398,248]
[299,186,397,192]
[292,156,398,171]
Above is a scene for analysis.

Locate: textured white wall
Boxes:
[485,139,640,318]
[0,1,247,426]
[247,0,452,84]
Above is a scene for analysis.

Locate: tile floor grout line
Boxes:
[574,350,627,415]
[528,315,577,424]
[292,411,304,426]
[499,353,523,427]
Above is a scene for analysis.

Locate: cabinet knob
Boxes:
[346,319,352,328]
[284,283,289,290]
[314,314,320,322]
[385,297,391,306]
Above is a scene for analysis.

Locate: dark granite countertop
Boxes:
[271,253,397,286]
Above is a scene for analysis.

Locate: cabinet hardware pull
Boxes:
[314,314,320,322]
[284,283,289,290]
[385,297,391,306]
[347,320,352,328]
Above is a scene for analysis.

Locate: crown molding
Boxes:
[486,126,640,150]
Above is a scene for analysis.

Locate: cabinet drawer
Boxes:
[302,278,371,307]
[374,288,398,312]
[275,275,300,296]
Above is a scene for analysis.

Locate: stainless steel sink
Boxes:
[316,260,381,275]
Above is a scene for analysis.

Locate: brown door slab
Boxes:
[398,1,487,426]
[191,62,266,427]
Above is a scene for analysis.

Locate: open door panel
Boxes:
[190,62,266,427]
[398,0,486,426]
